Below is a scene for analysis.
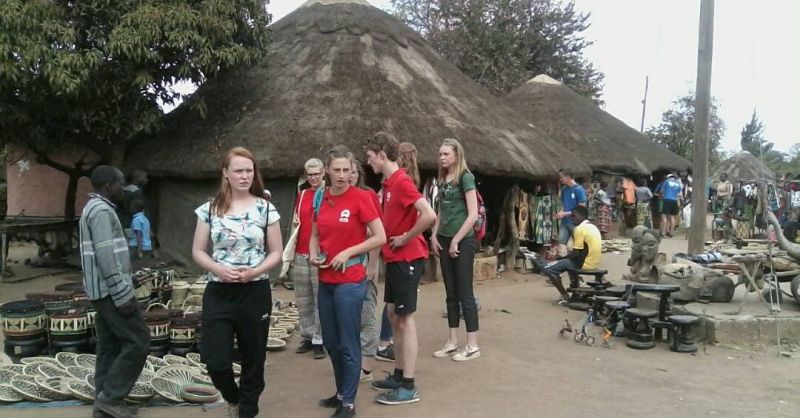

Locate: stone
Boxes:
[652,262,735,303]
[624,226,662,283]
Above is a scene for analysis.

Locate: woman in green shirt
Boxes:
[430,138,481,362]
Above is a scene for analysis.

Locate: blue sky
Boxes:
[261,0,800,154]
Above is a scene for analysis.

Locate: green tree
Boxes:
[740,110,772,154]
[739,111,788,170]
[392,0,605,101]
[0,0,271,217]
[645,92,726,165]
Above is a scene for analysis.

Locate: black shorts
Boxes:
[660,199,679,215]
[384,259,425,315]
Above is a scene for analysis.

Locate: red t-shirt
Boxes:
[315,186,380,284]
[381,169,428,263]
[294,189,316,255]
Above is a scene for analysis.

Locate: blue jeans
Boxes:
[544,258,580,283]
[318,279,367,405]
[558,220,575,245]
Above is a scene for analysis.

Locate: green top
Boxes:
[437,172,476,238]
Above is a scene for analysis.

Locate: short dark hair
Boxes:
[573,206,588,219]
[558,167,574,179]
[365,131,400,161]
[91,165,123,189]
[131,199,146,214]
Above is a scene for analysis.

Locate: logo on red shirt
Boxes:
[339,209,351,223]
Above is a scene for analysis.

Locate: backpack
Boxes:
[458,172,487,242]
[473,187,487,242]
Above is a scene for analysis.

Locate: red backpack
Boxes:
[473,189,487,242]
[460,172,487,242]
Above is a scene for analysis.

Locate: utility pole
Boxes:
[640,75,649,132]
[689,0,715,253]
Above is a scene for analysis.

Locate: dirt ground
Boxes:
[1,237,798,418]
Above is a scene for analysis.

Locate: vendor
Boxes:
[544,206,601,305]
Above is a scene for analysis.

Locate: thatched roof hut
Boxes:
[504,75,690,175]
[130,0,589,179]
[129,0,591,268]
[711,152,774,182]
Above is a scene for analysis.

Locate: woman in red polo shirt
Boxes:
[310,146,386,418]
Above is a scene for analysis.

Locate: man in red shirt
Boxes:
[365,132,436,405]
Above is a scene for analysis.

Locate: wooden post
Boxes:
[689,0,715,253]
[640,75,649,132]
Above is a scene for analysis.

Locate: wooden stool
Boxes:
[625,308,658,350]
[668,315,700,353]
[605,286,628,298]
[604,300,630,336]
[592,295,620,323]
[567,287,595,311]
[569,269,610,290]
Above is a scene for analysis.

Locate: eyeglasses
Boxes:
[306,173,322,178]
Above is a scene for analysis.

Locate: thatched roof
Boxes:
[129,0,590,180]
[710,152,774,182]
[504,75,691,175]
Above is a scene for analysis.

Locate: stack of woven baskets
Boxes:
[0,352,226,404]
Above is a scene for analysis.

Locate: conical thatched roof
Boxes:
[504,75,690,175]
[710,152,774,182]
[130,0,590,180]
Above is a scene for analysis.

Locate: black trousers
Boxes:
[437,235,480,332]
[201,280,271,418]
[92,296,150,401]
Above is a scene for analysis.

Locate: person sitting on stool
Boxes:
[543,206,601,305]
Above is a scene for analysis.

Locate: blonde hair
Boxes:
[398,142,420,188]
[211,147,266,216]
[437,138,469,185]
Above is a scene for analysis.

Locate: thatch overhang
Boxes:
[129,0,590,180]
[710,152,774,183]
[504,75,691,176]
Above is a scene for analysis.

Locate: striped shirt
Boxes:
[80,193,134,306]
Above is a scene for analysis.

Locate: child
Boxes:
[129,199,152,260]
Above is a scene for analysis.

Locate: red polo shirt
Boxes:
[381,169,428,263]
[315,186,380,284]
[294,189,316,255]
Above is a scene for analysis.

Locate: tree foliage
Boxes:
[0,0,271,216]
[738,110,789,171]
[392,0,605,101]
[740,110,770,155]
[645,92,726,166]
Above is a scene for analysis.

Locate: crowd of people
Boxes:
[79,134,484,418]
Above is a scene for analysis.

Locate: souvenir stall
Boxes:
[0,267,297,405]
[714,179,779,240]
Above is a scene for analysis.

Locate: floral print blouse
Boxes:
[195,198,280,282]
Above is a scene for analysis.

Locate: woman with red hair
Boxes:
[192,147,283,418]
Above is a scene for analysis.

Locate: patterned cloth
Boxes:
[360,279,378,356]
[531,194,554,244]
[194,198,280,282]
[636,203,653,229]
[291,254,322,344]
[596,204,611,233]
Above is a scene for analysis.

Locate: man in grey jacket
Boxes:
[80,166,150,418]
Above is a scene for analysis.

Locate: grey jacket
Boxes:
[79,193,134,307]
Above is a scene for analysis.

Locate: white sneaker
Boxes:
[360,369,374,382]
[433,342,460,358]
[453,345,480,362]
[226,403,239,418]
